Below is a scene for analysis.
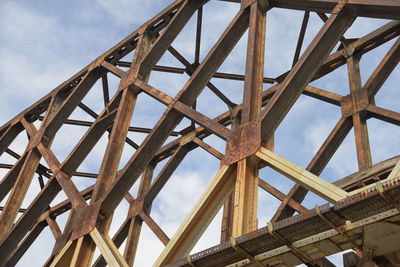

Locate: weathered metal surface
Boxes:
[168,177,400,266]
[1,0,400,266]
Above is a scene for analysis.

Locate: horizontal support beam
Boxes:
[118,61,275,83]
[220,0,400,20]
[367,105,400,127]
[37,116,180,136]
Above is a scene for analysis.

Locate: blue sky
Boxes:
[1,0,400,266]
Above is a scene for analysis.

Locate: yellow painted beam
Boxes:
[255,146,347,203]
[90,227,128,267]
[154,164,237,266]
[349,159,400,196]
[50,240,76,267]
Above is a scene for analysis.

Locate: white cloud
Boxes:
[0,1,398,266]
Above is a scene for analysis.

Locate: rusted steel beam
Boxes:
[124,165,155,266]
[46,217,62,240]
[365,37,400,101]
[167,45,236,108]
[0,122,24,157]
[271,34,400,222]
[22,120,88,210]
[43,68,105,139]
[144,145,191,205]
[5,221,47,266]
[271,116,353,222]
[135,77,230,139]
[303,85,342,106]
[222,0,400,19]
[275,21,400,83]
[270,25,400,222]
[139,211,170,246]
[231,0,267,238]
[0,177,61,266]
[292,11,310,67]
[72,31,156,265]
[0,148,44,239]
[270,0,400,20]
[193,137,224,160]
[0,206,26,213]
[102,74,110,107]
[101,7,250,216]
[91,32,153,206]
[258,178,308,214]
[0,94,121,262]
[174,101,231,140]
[0,0,183,137]
[100,61,126,78]
[221,113,240,243]
[0,153,28,202]
[120,61,275,83]
[346,55,372,171]
[195,6,203,64]
[78,102,99,119]
[5,148,51,178]
[367,105,400,127]
[259,4,355,143]
[68,6,207,263]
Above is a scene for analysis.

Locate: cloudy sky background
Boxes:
[1,0,400,266]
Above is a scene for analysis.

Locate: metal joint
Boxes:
[187,255,196,267]
[376,181,400,212]
[267,222,314,265]
[230,236,263,266]
[315,205,359,249]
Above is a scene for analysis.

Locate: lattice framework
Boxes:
[1,0,400,266]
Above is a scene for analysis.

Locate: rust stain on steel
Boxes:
[223,120,261,165]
